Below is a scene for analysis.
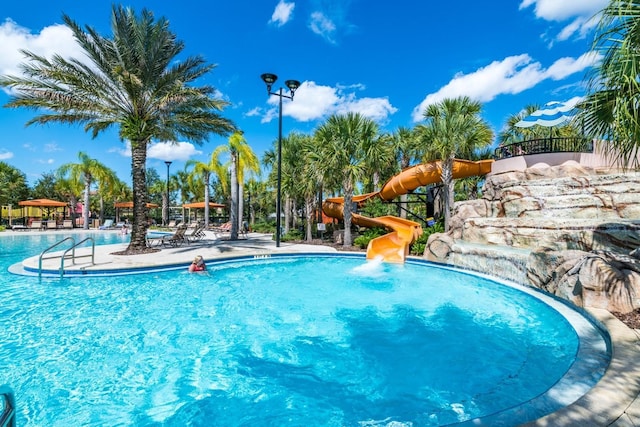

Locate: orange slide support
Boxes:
[322,159,493,263]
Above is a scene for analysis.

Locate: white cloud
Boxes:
[411,52,600,122]
[520,0,608,41]
[113,141,203,161]
[260,80,397,124]
[0,150,13,160]
[43,143,62,152]
[269,0,295,27]
[309,12,336,43]
[0,19,82,85]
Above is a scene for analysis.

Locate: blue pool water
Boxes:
[0,233,608,426]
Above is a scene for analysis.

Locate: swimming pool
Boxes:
[0,233,609,426]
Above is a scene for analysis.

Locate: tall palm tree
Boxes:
[185,155,225,228]
[58,152,115,229]
[579,0,640,168]
[314,112,378,246]
[212,132,259,239]
[391,126,422,219]
[296,134,324,241]
[0,6,235,253]
[416,97,493,231]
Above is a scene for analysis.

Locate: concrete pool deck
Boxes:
[6,229,640,426]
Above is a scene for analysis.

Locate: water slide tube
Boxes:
[322,159,493,263]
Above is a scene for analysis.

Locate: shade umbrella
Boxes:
[18,199,67,207]
[182,201,225,223]
[114,202,159,209]
[515,99,580,129]
[18,198,68,221]
[114,201,159,224]
[182,202,225,209]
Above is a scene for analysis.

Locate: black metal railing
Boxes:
[494,137,594,160]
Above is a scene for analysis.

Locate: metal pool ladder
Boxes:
[38,237,96,277]
[0,385,16,427]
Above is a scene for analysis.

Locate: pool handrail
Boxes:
[60,237,95,277]
[0,385,16,427]
[39,237,75,277]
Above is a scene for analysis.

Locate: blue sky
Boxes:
[0,0,606,186]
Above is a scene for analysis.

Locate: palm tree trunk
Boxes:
[127,140,151,252]
[238,184,244,232]
[230,153,239,240]
[284,197,291,234]
[400,193,408,219]
[204,172,211,228]
[343,180,353,247]
[305,197,314,242]
[83,177,91,230]
[441,157,454,232]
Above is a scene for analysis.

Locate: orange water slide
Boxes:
[322,159,493,263]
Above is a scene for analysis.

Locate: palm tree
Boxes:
[58,152,114,229]
[579,0,640,168]
[314,112,378,247]
[416,97,493,231]
[185,153,226,228]
[391,126,422,219]
[212,132,259,239]
[0,6,235,253]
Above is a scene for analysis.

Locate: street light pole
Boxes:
[164,161,172,227]
[260,73,300,248]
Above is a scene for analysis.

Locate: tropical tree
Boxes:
[579,0,640,167]
[0,162,30,209]
[391,126,422,219]
[0,6,235,253]
[32,172,64,201]
[185,152,226,228]
[296,134,324,241]
[58,152,114,229]
[314,112,378,246]
[212,132,259,239]
[416,97,493,231]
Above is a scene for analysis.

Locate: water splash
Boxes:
[350,256,385,277]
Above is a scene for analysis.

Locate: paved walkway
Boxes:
[6,229,640,425]
[18,230,338,275]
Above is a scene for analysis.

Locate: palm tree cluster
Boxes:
[0,5,235,253]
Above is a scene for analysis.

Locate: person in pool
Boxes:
[188,255,207,272]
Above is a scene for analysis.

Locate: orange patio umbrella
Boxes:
[182,201,225,209]
[18,198,67,207]
[182,201,225,223]
[114,201,159,208]
[18,198,68,220]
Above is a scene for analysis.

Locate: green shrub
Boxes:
[252,220,275,233]
[280,229,303,242]
[410,218,445,255]
[353,227,387,249]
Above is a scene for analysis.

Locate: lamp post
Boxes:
[164,161,172,226]
[260,73,300,247]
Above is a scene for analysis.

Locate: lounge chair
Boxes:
[99,219,114,230]
[63,219,73,229]
[166,220,179,229]
[29,220,42,230]
[46,220,58,230]
[147,224,188,247]
[186,222,207,242]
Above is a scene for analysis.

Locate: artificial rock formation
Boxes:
[425,163,640,313]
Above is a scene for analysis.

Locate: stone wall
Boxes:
[425,162,640,313]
